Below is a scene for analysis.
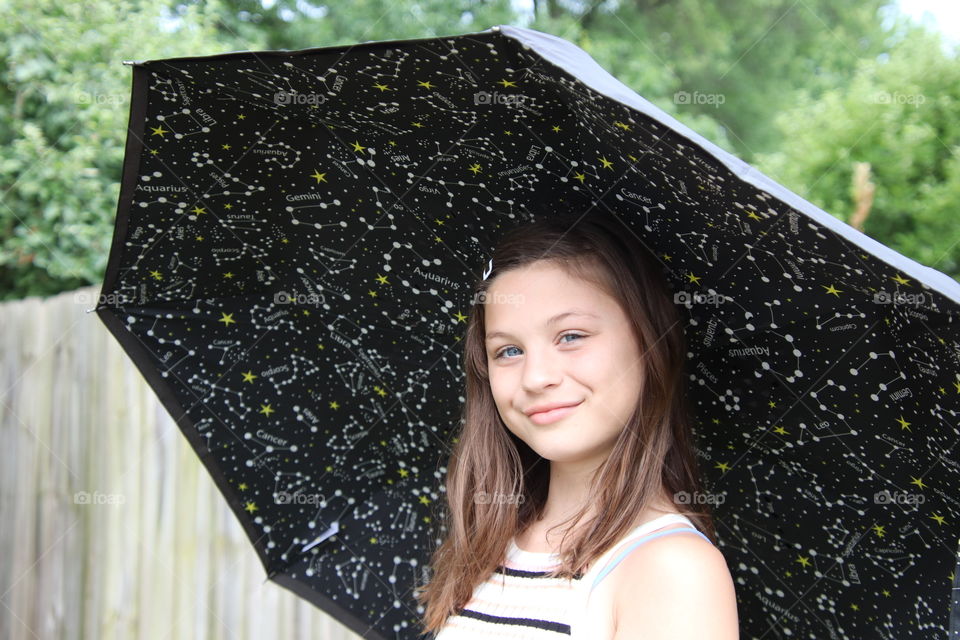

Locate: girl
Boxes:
[416,212,739,639]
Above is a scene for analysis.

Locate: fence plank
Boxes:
[0,286,364,640]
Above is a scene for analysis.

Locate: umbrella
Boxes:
[94,24,960,640]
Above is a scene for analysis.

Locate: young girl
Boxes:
[416,212,739,639]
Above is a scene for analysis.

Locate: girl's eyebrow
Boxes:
[485,309,600,341]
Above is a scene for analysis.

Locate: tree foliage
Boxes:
[0,0,956,301]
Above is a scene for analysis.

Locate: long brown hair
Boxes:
[415,211,716,636]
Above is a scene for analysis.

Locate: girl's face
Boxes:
[483,261,644,469]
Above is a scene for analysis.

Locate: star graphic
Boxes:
[311,169,327,183]
[822,284,842,296]
[259,403,275,417]
[417,80,434,89]
[242,370,257,383]
[468,163,482,175]
[150,125,168,137]
[219,312,235,326]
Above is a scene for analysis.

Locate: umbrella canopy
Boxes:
[96,24,960,640]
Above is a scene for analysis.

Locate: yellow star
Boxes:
[714,461,731,472]
[614,121,631,130]
[686,272,702,285]
[259,403,274,417]
[150,149,159,155]
[374,385,387,397]
[822,284,842,296]
[796,555,811,568]
[219,312,235,326]
[661,253,672,261]
[375,274,389,285]
[242,370,257,383]
[454,310,467,323]
[599,156,613,169]
[195,235,204,241]
[224,272,235,279]
[931,513,946,525]
[746,210,762,221]
[329,400,340,409]
[244,501,258,513]
[368,289,378,298]
[872,524,886,538]
[238,482,248,490]
[498,79,516,87]
[223,203,233,210]
[910,476,927,490]
[504,130,513,135]
[398,468,409,478]
[311,169,327,183]
[412,121,424,128]
[773,426,788,435]
[388,140,397,146]
[552,125,561,132]
[890,273,911,286]
[896,415,911,431]
[373,82,389,92]
[149,269,163,280]
[237,114,246,120]
[468,163,482,175]
[573,172,586,183]
[222,144,231,150]
[419,495,432,505]
[150,125,169,137]
[191,205,207,216]
[417,80,434,89]
[351,140,366,153]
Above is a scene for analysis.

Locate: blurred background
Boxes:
[0,1,957,638]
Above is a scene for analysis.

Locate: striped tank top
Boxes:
[433,513,712,639]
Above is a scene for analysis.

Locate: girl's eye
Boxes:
[492,332,585,360]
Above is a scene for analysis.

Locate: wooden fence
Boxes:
[0,285,362,640]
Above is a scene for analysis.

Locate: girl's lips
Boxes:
[528,401,582,425]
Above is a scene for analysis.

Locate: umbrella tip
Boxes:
[121,60,136,66]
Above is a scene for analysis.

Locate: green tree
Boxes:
[0,0,235,301]
[753,25,960,279]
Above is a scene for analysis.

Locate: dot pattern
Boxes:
[96,26,960,640]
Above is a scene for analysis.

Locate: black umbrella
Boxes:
[95,24,960,640]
